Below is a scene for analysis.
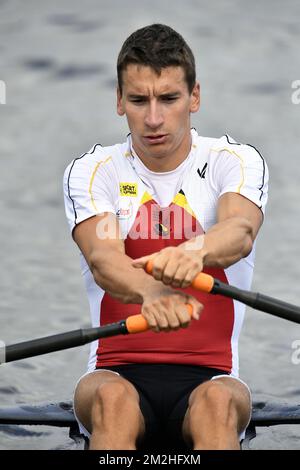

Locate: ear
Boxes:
[190,81,200,113]
[117,87,125,116]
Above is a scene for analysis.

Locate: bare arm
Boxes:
[73,212,202,331]
[132,192,263,287]
[74,213,159,304]
[190,192,263,268]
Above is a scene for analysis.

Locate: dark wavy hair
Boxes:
[117,24,196,95]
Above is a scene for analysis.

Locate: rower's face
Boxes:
[117,64,200,164]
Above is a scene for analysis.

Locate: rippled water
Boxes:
[0,0,300,450]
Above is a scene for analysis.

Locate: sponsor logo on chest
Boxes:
[116,200,133,220]
[120,183,138,197]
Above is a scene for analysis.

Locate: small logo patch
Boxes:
[197,163,207,179]
[116,201,133,220]
[120,183,138,197]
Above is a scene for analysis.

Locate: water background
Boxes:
[0,0,300,449]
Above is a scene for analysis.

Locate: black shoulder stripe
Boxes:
[244,143,266,202]
[224,135,266,202]
[67,143,102,227]
[225,134,239,146]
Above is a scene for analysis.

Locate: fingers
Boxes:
[187,297,203,321]
[132,247,203,289]
[170,264,199,289]
[132,252,169,281]
[175,303,193,328]
[142,300,181,333]
[141,295,203,333]
[154,257,182,286]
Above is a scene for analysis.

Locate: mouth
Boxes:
[143,134,168,144]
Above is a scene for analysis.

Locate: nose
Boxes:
[144,100,164,129]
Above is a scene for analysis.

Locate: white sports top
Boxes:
[64,129,268,376]
[129,143,194,207]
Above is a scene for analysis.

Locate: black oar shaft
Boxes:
[3,274,300,365]
[212,280,300,324]
[5,321,127,363]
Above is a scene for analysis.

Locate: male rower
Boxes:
[63,24,268,450]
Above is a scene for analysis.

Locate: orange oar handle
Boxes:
[126,304,193,334]
[145,259,214,293]
[191,272,214,293]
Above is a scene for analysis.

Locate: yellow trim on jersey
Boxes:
[211,147,245,193]
[140,191,153,205]
[172,192,196,218]
[89,156,112,212]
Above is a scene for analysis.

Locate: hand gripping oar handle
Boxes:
[2,306,193,364]
[145,260,214,292]
[126,304,193,333]
[145,261,300,324]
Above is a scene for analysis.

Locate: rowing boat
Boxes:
[0,398,300,449]
[1,272,300,449]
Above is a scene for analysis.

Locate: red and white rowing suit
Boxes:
[63,129,268,377]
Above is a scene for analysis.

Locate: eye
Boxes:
[161,96,178,102]
[129,97,146,104]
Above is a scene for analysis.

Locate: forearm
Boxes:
[132,196,262,288]
[90,250,162,304]
[184,216,254,269]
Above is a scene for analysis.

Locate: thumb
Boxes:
[188,299,203,321]
[132,255,152,269]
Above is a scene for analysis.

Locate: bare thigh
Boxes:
[74,370,146,436]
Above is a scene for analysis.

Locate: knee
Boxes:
[202,381,234,407]
[93,381,132,409]
[91,380,142,434]
[92,380,141,419]
[191,381,237,425]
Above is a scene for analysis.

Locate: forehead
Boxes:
[121,64,188,94]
